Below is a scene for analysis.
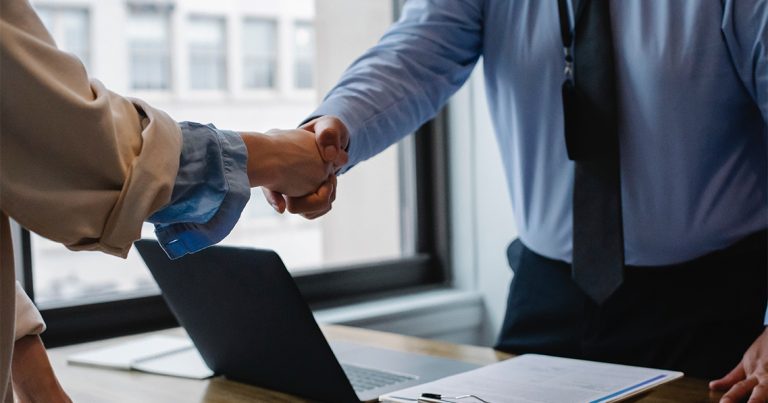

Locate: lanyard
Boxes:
[557,0,575,81]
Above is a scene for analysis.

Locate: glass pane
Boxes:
[188,16,227,90]
[30,0,406,308]
[243,19,277,89]
[33,7,90,70]
[293,21,314,89]
[36,8,53,28]
[128,8,170,90]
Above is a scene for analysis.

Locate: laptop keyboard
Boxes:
[341,363,417,392]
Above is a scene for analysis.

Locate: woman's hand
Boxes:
[240,129,336,197]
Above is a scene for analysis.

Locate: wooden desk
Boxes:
[48,326,722,402]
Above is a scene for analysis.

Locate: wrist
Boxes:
[239,132,281,188]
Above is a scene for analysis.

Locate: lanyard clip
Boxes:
[563,46,574,81]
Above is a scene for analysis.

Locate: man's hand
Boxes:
[710,327,768,403]
[12,335,71,403]
[262,116,349,218]
[240,128,335,199]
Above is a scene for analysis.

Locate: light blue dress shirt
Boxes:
[312,0,768,268]
[148,122,250,259]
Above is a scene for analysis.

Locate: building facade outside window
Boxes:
[128,5,172,90]
[188,16,227,90]
[242,18,278,90]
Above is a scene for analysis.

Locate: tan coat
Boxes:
[0,0,183,400]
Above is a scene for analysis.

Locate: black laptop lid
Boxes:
[135,240,359,403]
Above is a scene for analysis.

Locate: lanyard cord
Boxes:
[557,0,575,81]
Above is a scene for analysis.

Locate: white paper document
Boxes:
[68,335,214,379]
[380,354,683,403]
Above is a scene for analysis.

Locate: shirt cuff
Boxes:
[14,283,45,340]
[149,122,250,259]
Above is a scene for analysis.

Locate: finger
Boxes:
[335,150,350,168]
[261,188,286,214]
[330,175,338,203]
[720,377,759,403]
[747,383,768,403]
[296,177,336,219]
[301,207,331,220]
[301,178,337,220]
[711,364,747,391]
[314,117,347,163]
[299,117,319,131]
[285,180,334,214]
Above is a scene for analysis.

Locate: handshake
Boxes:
[240,116,349,220]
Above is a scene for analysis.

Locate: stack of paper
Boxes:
[67,335,214,379]
[380,354,683,403]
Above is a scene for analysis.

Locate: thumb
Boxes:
[261,188,286,214]
[709,362,746,391]
[313,116,348,163]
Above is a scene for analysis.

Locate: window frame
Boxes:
[20,0,454,348]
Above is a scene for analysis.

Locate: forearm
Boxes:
[311,0,483,169]
[11,336,70,403]
[239,132,281,188]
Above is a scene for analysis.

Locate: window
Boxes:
[188,16,227,90]
[34,6,91,70]
[293,21,314,89]
[128,5,172,90]
[22,0,449,347]
[30,226,158,307]
[242,19,277,89]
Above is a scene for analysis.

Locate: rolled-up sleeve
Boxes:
[0,0,181,258]
[0,0,250,260]
[149,123,250,259]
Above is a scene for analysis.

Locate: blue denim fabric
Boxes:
[148,122,250,259]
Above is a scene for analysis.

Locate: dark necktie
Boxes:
[559,0,624,304]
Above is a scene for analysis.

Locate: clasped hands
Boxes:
[240,116,349,219]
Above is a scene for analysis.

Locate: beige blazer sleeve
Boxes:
[14,283,44,341]
[0,0,182,258]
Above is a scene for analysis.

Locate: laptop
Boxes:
[135,240,477,403]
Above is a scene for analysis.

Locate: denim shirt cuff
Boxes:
[149,123,250,259]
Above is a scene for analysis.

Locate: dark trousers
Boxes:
[496,230,767,380]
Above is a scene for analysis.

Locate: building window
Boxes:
[293,21,314,89]
[242,19,278,90]
[35,7,91,71]
[188,16,227,90]
[127,6,172,90]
